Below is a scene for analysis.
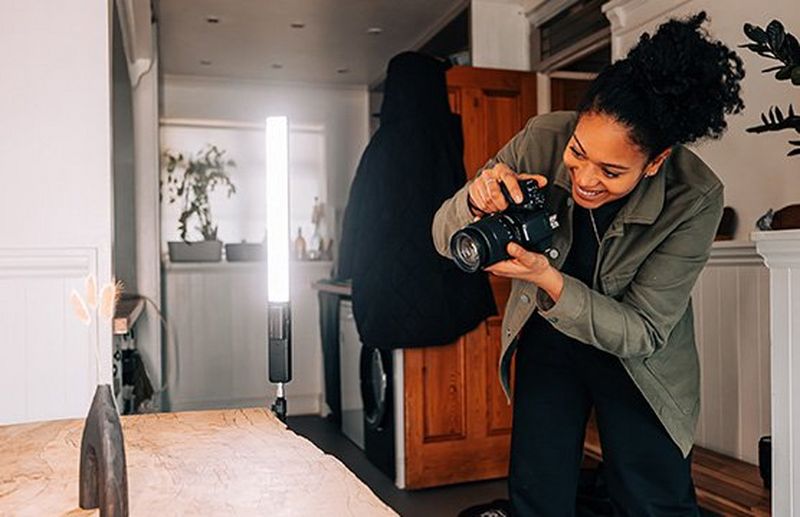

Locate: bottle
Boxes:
[293,227,307,261]
[308,197,324,260]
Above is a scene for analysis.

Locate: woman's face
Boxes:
[562,111,668,209]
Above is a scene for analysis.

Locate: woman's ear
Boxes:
[645,148,672,177]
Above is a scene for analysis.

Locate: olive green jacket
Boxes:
[432,112,723,457]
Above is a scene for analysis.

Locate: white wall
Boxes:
[0,1,114,423]
[161,75,370,255]
[471,0,531,70]
[604,0,800,241]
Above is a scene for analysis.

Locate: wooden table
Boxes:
[0,408,397,516]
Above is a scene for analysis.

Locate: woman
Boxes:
[432,12,744,516]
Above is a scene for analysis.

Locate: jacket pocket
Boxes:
[643,335,699,415]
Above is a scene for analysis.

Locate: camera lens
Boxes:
[451,231,486,272]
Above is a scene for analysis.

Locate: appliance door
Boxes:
[361,346,390,431]
[339,300,365,450]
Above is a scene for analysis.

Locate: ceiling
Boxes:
[157,0,468,86]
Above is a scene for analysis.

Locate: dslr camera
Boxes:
[450,179,559,273]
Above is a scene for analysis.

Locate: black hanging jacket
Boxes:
[337,52,496,349]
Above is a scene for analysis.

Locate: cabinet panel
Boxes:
[422,338,467,442]
[483,91,522,164]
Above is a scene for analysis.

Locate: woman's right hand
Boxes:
[467,163,548,217]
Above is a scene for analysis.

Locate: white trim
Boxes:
[548,71,598,80]
[159,117,324,133]
[163,73,370,93]
[752,229,800,516]
[114,0,155,87]
[525,0,580,27]
[753,230,800,268]
[602,0,694,60]
[393,349,406,489]
[0,248,94,278]
[707,241,764,267]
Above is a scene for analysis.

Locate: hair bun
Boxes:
[578,11,745,157]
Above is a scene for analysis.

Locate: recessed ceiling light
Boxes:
[367,27,382,35]
[200,59,212,66]
[271,63,284,69]
[206,16,220,24]
[336,68,350,74]
[290,22,305,29]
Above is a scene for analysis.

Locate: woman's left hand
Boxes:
[485,243,565,302]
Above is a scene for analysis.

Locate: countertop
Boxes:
[0,407,395,516]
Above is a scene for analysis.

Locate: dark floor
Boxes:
[287,415,720,517]
[287,415,507,516]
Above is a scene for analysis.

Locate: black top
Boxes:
[337,52,496,349]
[522,194,629,344]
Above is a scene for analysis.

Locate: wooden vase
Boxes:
[79,384,128,516]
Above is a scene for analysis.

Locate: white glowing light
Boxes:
[266,116,290,303]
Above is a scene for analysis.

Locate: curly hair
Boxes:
[577,11,745,160]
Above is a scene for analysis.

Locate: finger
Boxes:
[507,243,548,270]
[486,176,508,211]
[497,169,523,204]
[486,260,529,278]
[470,184,493,213]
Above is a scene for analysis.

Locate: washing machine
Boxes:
[339,300,406,487]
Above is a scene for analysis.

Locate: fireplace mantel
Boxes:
[753,229,800,515]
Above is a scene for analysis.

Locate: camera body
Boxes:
[449,179,559,273]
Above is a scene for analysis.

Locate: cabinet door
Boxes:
[404,67,536,489]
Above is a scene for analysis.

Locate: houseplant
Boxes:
[161,145,237,262]
[741,20,800,156]
[742,20,800,233]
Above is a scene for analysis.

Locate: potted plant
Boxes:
[742,20,800,232]
[741,19,800,156]
[161,145,236,262]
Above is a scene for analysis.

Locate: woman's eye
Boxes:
[603,170,620,179]
[569,146,585,160]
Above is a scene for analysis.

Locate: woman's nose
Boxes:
[573,165,601,188]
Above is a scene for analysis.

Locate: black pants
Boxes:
[508,334,700,517]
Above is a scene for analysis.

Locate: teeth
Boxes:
[577,185,603,198]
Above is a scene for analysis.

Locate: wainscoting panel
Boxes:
[0,248,100,424]
[163,261,331,415]
[692,242,771,464]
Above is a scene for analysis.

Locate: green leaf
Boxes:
[767,20,786,51]
[776,65,794,80]
[744,23,769,44]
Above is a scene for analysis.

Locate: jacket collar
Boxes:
[552,154,666,226]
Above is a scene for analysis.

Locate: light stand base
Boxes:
[268,302,292,421]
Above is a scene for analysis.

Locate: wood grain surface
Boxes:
[0,408,397,516]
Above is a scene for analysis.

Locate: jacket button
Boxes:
[548,317,559,324]
[548,248,559,259]
[520,294,530,304]
[505,328,512,337]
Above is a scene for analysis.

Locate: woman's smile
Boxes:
[574,184,607,202]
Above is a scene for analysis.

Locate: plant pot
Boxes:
[225,242,266,262]
[168,240,223,262]
[80,384,128,516]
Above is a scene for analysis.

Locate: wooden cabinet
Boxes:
[403,67,537,489]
